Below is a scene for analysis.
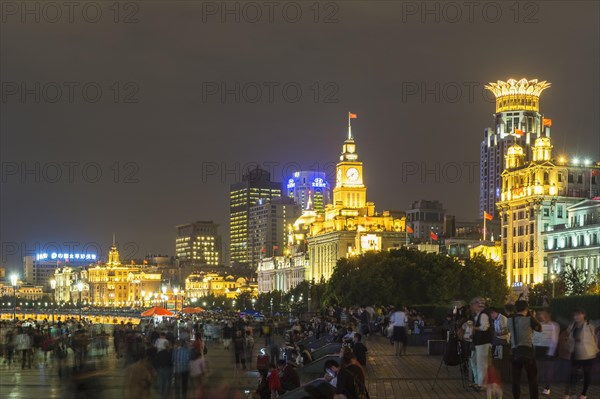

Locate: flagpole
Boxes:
[483,212,487,241]
[348,112,352,139]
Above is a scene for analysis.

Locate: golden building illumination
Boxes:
[185,272,258,299]
[469,242,502,263]
[496,135,600,289]
[87,240,161,307]
[306,117,407,281]
[485,78,551,113]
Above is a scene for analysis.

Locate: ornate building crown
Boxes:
[485,78,551,112]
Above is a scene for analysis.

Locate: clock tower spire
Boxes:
[333,117,366,210]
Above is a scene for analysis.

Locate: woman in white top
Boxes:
[564,308,599,399]
[533,309,559,395]
[390,306,407,356]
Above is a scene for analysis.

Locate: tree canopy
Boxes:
[322,248,509,307]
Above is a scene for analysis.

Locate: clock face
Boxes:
[346,167,359,182]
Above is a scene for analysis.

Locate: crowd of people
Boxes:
[447,298,600,399]
[0,300,598,399]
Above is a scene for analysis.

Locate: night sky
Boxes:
[1,1,599,270]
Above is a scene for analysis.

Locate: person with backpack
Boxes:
[564,308,599,399]
[335,349,369,399]
[470,297,493,391]
[508,300,541,399]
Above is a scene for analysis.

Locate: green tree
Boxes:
[560,263,589,295]
[459,255,510,306]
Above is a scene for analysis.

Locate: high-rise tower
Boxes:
[229,167,282,266]
[480,78,551,219]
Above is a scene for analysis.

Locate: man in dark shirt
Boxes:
[352,333,368,366]
[277,359,300,393]
[336,350,367,399]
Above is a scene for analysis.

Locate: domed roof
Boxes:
[534,136,552,147]
[507,144,524,155]
[294,210,317,229]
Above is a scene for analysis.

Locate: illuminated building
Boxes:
[481,78,551,219]
[185,272,258,299]
[542,199,600,277]
[229,167,282,265]
[86,240,161,307]
[496,135,600,288]
[0,280,44,301]
[257,253,308,293]
[306,121,407,281]
[175,221,222,266]
[249,196,301,268]
[406,200,444,240]
[469,242,502,263]
[53,267,89,303]
[286,171,331,213]
[24,251,97,288]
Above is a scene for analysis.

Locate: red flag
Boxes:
[592,170,600,176]
[273,245,279,251]
[260,247,266,253]
[484,211,493,221]
[515,129,524,136]
[542,118,552,127]
[349,112,357,119]
[430,231,438,241]
[406,226,414,234]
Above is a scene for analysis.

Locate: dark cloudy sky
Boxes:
[1,1,599,271]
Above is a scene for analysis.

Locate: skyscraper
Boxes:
[285,171,332,213]
[175,221,222,266]
[480,78,551,219]
[229,167,282,266]
[248,196,301,268]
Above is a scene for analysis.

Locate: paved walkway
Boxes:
[0,333,598,398]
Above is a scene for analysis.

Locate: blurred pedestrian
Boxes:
[564,308,599,399]
[172,339,191,399]
[533,309,559,395]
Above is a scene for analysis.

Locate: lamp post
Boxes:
[551,274,556,298]
[50,279,56,324]
[270,298,273,316]
[10,274,18,320]
[173,288,179,311]
[161,285,167,308]
[77,281,84,321]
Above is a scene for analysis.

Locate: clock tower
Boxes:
[333,131,366,210]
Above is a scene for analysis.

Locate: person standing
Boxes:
[245,329,255,369]
[155,341,173,399]
[490,307,510,360]
[470,297,493,391]
[533,309,559,395]
[15,327,31,370]
[564,308,599,399]
[172,339,191,399]
[507,300,541,399]
[352,333,368,366]
[390,305,407,356]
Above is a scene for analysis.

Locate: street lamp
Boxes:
[50,279,57,324]
[10,274,18,320]
[77,281,84,321]
[173,288,179,311]
[551,274,556,298]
